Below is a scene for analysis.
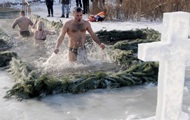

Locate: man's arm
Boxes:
[54,23,68,54]
[31,19,38,32]
[86,22,105,50]
[29,19,34,26]
[12,19,18,29]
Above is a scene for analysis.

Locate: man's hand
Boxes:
[35,18,39,22]
[99,43,105,50]
[54,48,59,54]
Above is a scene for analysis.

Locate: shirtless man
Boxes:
[54,7,105,62]
[12,11,33,37]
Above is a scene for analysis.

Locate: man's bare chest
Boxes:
[70,23,86,32]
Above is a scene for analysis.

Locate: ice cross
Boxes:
[138,12,190,120]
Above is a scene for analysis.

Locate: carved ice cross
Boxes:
[138,12,190,120]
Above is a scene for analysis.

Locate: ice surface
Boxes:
[0,1,190,119]
[138,12,190,120]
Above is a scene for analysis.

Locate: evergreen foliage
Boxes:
[0,28,160,100]
[0,51,17,67]
[95,29,160,44]
[96,29,147,44]
[0,29,13,51]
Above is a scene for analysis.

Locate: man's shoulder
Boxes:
[18,16,30,20]
[24,17,32,22]
[24,16,31,20]
[14,17,23,22]
[65,19,73,25]
[82,19,89,23]
[62,20,72,28]
[16,16,22,20]
[82,19,90,25]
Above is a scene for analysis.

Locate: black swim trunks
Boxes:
[69,46,87,55]
[69,46,88,63]
[69,47,78,55]
[40,37,46,41]
[20,31,30,37]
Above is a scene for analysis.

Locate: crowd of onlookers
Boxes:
[18,0,106,21]
[44,0,106,22]
[45,0,92,18]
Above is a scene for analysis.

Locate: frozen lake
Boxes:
[0,7,190,119]
[1,69,190,120]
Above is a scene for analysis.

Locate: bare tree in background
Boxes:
[90,0,105,14]
[89,0,190,21]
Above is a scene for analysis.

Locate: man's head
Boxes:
[20,10,25,16]
[73,7,83,22]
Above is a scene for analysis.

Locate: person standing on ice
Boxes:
[54,7,105,63]
[82,0,89,14]
[60,0,71,18]
[45,0,54,17]
[76,0,82,8]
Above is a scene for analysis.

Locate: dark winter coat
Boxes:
[60,0,70,4]
[45,0,54,5]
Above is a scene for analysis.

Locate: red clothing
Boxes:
[88,11,106,22]
[96,12,105,18]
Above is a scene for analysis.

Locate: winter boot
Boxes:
[61,15,65,18]
[66,14,69,18]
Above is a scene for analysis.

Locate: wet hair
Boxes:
[73,7,83,13]
[37,21,44,30]
[20,10,25,16]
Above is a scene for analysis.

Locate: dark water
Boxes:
[0,7,19,19]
